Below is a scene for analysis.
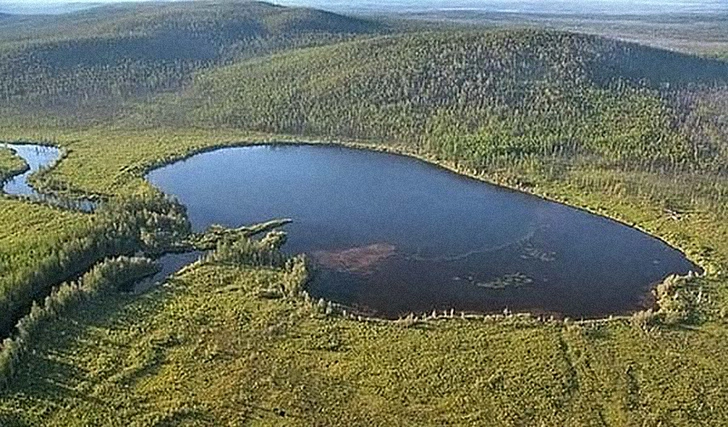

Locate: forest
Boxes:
[0,1,727,425]
[0,1,385,119]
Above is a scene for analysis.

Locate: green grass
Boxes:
[0,123,724,424]
[0,147,26,181]
[0,116,724,426]
[0,3,727,424]
[1,243,727,425]
[0,198,93,332]
[0,156,190,335]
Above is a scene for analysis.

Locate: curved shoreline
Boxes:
[141,137,706,275]
[2,136,708,323]
[0,146,30,184]
[145,140,704,320]
[0,142,98,212]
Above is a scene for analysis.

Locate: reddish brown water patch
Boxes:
[312,243,396,274]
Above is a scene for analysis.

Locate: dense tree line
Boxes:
[171,30,727,175]
[0,256,158,389]
[0,193,190,336]
[0,224,309,389]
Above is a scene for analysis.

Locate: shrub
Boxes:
[631,309,658,331]
[654,274,695,325]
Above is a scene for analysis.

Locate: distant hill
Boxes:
[0,2,102,15]
[0,1,386,113]
[168,29,727,169]
[0,5,725,174]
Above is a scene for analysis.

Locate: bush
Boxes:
[282,255,309,297]
[631,309,658,331]
[654,274,694,325]
[206,231,288,267]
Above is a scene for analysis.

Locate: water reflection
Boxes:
[145,144,699,319]
[1,143,96,212]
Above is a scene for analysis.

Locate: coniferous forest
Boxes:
[0,1,727,425]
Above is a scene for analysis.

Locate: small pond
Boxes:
[147,144,698,319]
[1,143,95,211]
[131,251,203,294]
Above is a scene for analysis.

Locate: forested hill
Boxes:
[0,3,726,175]
[0,1,386,115]
[164,30,728,173]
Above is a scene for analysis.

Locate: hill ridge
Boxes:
[0,1,386,114]
[156,28,727,173]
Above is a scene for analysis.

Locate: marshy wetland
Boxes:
[148,144,698,319]
[1,144,60,198]
[1,2,727,423]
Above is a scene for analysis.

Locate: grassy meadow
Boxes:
[0,1,727,425]
[0,124,726,425]
[1,225,728,426]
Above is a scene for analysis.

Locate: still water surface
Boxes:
[147,144,698,318]
[1,143,60,196]
[1,143,95,211]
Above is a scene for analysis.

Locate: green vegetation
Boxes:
[1,228,727,425]
[0,1,727,425]
[476,272,534,290]
[0,147,27,181]
[189,219,293,251]
[0,0,385,122]
[0,193,189,336]
[402,9,728,58]
[0,256,158,389]
[169,30,726,173]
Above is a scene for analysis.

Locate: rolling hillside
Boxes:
[167,30,728,173]
[1,3,728,425]
[0,1,386,116]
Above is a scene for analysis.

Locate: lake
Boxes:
[147,144,698,319]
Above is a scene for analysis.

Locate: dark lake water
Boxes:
[147,144,698,319]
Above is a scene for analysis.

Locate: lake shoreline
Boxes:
[147,142,699,319]
[1,136,707,323]
[143,136,706,276]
